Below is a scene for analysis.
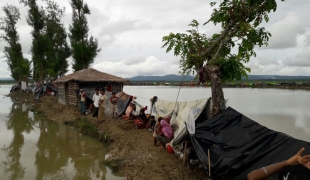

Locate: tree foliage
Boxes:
[0,5,31,83]
[162,0,284,82]
[69,0,100,72]
[162,0,284,114]
[19,0,71,82]
[44,0,71,79]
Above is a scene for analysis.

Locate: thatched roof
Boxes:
[53,68,128,83]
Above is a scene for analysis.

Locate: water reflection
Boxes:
[2,100,32,180]
[0,97,123,180]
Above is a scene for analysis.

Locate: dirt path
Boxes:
[9,92,209,180]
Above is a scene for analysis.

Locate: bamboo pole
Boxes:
[208,149,211,177]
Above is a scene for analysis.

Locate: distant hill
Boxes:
[128,74,310,82]
[244,75,310,80]
[0,77,13,81]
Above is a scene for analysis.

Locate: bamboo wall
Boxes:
[68,81,78,105]
[58,83,66,105]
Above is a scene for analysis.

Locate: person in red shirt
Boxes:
[110,92,118,119]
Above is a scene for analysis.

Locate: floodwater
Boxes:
[1,85,309,179]
[124,86,310,142]
[0,85,124,180]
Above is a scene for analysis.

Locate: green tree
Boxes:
[44,0,71,79]
[162,0,283,116]
[20,0,71,82]
[69,0,100,72]
[20,0,47,83]
[0,5,31,83]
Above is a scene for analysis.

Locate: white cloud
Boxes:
[283,45,310,67]
[266,12,304,49]
[93,56,180,78]
[0,0,310,78]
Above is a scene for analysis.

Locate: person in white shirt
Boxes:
[92,88,102,119]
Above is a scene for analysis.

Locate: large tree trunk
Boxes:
[205,65,224,117]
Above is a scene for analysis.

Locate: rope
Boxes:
[172,75,185,111]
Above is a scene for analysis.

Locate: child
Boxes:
[145,115,155,131]
[134,109,148,129]
[110,92,118,119]
[153,117,163,146]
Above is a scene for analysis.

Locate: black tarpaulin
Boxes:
[190,107,310,180]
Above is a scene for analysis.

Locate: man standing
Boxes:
[92,88,102,119]
[80,89,87,115]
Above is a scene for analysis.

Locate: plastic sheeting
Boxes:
[10,85,20,92]
[152,98,211,147]
[46,82,58,93]
[104,91,132,118]
[191,107,310,180]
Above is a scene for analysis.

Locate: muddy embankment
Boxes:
[8,91,210,180]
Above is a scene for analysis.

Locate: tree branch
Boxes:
[201,19,235,56]
[208,25,240,64]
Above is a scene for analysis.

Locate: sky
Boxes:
[0,0,309,79]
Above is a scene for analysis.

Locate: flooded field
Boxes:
[1,84,310,179]
[0,85,123,180]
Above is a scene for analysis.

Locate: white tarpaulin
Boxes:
[152,98,211,148]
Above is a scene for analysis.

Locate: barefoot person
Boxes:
[92,88,101,119]
[98,88,106,123]
[110,92,118,119]
[80,89,87,115]
[247,147,310,180]
[122,101,134,120]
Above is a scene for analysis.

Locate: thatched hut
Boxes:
[53,68,128,105]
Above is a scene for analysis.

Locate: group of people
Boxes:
[78,89,310,179]
[120,101,174,149]
[79,88,119,123]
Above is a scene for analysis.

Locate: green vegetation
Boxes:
[162,0,285,115]
[1,0,100,83]
[0,5,31,83]
[69,0,100,72]
[19,0,71,83]
[76,118,98,137]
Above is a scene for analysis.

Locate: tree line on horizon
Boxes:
[0,0,100,84]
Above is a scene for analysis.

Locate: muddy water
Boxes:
[0,85,123,180]
[124,86,310,142]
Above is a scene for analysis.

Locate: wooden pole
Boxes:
[208,149,211,177]
[183,141,188,167]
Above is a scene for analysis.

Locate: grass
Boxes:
[77,118,98,137]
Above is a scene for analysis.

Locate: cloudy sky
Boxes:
[0,0,309,79]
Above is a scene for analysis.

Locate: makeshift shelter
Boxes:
[190,107,310,180]
[53,68,128,105]
[150,97,212,147]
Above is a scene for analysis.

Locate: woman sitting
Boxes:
[122,101,133,120]
[134,109,148,129]
[156,120,173,148]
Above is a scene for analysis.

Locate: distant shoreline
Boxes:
[126,81,310,90]
[2,80,310,90]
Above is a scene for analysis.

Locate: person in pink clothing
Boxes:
[156,120,173,148]
[122,101,133,120]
